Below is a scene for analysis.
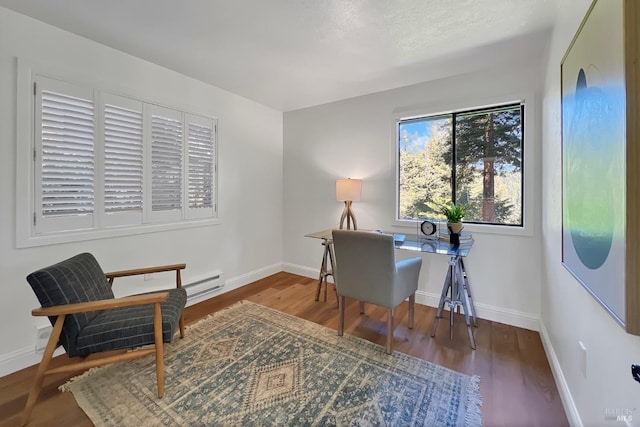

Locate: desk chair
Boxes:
[21,253,186,425]
[331,230,422,354]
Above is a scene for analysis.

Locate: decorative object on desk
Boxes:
[441,202,466,244]
[336,178,362,230]
[420,219,437,237]
[439,230,472,243]
[61,301,482,427]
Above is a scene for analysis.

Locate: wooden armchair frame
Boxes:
[21,263,186,426]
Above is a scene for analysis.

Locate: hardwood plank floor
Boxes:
[0,272,568,426]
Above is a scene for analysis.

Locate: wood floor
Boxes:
[0,272,568,426]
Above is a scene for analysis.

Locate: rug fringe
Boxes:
[59,367,104,392]
[465,375,483,427]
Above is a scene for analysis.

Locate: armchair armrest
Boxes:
[32,291,170,317]
[105,263,186,279]
[105,263,186,288]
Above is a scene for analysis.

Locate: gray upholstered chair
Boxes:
[331,230,422,354]
[21,253,187,425]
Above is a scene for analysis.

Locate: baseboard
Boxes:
[538,319,582,427]
[415,290,539,331]
[225,262,284,290]
[186,263,283,307]
[284,262,539,331]
[0,263,284,379]
[282,262,333,282]
[0,345,65,379]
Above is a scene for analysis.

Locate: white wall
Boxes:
[282,63,543,330]
[541,1,640,425]
[0,8,283,375]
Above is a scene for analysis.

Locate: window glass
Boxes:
[398,103,523,226]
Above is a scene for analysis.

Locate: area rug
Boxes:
[61,300,482,426]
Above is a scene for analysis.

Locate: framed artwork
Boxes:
[561,0,640,334]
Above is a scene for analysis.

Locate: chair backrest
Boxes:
[26,253,114,353]
[331,230,397,307]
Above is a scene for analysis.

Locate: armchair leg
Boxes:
[386,308,394,354]
[408,294,415,329]
[338,296,345,336]
[153,303,165,398]
[179,315,185,339]
[176,269,185,339]
[21,315,65,426]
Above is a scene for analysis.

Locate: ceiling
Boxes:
[0,1,557,111]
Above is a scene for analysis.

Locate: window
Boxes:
[34,78,96,234]
[102,93,144,227]
[31,75,217,239]
[398,103,523,226]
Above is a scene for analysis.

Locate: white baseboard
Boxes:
[538,319,582,427]
[185,263,283,307]
[282,263,318,279]
[284,262,538,330]
[0,262,284,379]
[0,345,65,378]
[415,290,539,331]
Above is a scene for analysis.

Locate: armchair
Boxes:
[331,230,422,354]
[21,253,187,425]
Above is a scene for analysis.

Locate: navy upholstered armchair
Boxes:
[331,230,422,354]
[21,253,187,425]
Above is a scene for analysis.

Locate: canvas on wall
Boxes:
[561,0,626,325]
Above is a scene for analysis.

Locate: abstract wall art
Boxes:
[561,0,640,334]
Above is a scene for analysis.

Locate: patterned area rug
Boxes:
[61,301,482,426]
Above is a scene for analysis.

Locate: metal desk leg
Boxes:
[315,239,338,306]
[454,260,476,349]
[431,263,453,338]
[459,258,477,327]
[432,255,476,350]
[327,241,338,305]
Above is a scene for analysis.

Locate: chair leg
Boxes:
[408,293,415,329]
[338,296,345,336]
[153,303,165,398]
[179,314,185,339]
[21,315,65,426]
[359,301,365,314]
[386,308,394,354]
[176,269,185,338]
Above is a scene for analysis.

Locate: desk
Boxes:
[305,229,477,349]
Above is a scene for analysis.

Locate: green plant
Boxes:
[441,203,466,223]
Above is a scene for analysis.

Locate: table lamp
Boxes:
[336,178,362,230]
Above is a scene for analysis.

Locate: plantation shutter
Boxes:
[102,94,144,226]
[149,105,183,221]
[34,76,95,234]
[186,114,216,219]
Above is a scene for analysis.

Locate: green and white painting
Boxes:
[561,0,626,325]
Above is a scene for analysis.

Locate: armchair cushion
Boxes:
[26,253,114,355]
[75,288,186,357]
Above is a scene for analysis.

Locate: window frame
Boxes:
[391,94,536,237]
[16,61,219,248]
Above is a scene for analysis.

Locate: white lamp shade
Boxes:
[336,179,362,202]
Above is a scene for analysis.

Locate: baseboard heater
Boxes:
[183,272,224,303]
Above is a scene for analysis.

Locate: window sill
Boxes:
[16,217,221,248]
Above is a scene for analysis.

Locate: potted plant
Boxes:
[441,202,466,237]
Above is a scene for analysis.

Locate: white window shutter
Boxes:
[34,76,95,234]
[102,93,144,227]
[149,105,183,222]
[186,114,216,219]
